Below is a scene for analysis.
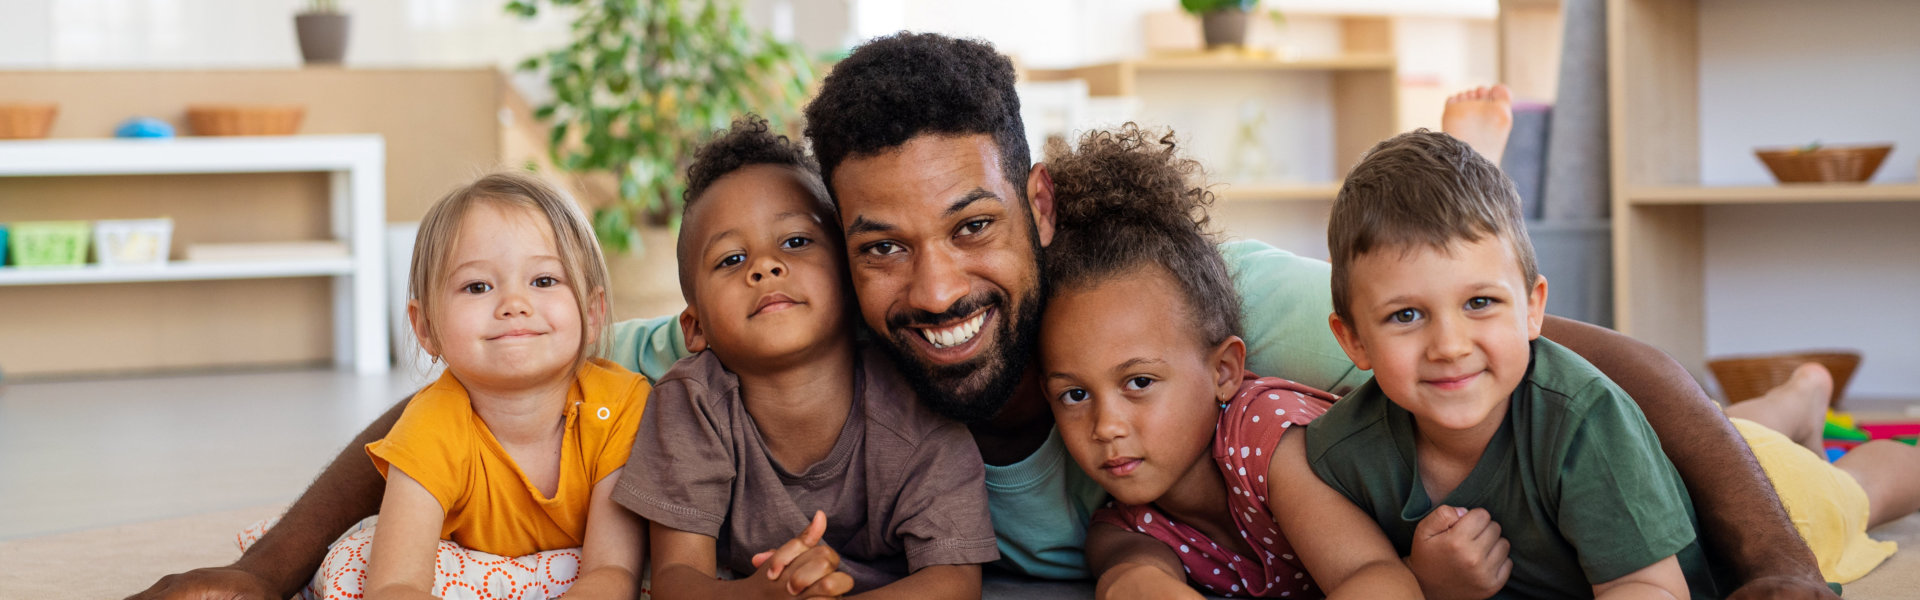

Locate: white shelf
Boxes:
[0,259,354,286]
[0,135,385,177]
[0,135,389,374]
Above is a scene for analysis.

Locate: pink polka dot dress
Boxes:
[1092,373,1337,598]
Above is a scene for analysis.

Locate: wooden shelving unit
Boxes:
[1028,17,1400,200]
[1607,0,1920,384]
[0,135,391,374]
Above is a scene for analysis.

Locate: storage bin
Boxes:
[10,221,91,267]
[94,218,173,267]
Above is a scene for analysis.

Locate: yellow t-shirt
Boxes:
[366,358,649,557]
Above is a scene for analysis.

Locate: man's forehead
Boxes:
[831,133,1010,209]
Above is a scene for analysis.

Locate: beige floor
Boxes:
[1,367,1916,598]
[0,367,430,540]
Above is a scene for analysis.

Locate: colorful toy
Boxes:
[114,117,175,138]
[1822,410,1920,460]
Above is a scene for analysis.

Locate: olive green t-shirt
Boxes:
[1306,338,1719,599]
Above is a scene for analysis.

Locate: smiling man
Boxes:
[135,33,1836,600]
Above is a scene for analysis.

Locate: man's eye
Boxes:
[1466,297,1493,310]
[864,241,900,256]
[1125,377,1154,391]
[1389,308,1422,324]
[783,236,812,249]
[1058,388,1088,405]
[532,276,559,288]
[462,282,493,294]
[958,218,990,236]
[718,253,745,268]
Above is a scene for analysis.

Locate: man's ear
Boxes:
[408,299,439,358]
[1026,162,1057,247]
[1328,312,1373,372]
[1526,274,1549,340]
[1211,335,1249,404]
[678,305,709,354]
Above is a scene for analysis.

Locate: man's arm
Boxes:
[130,394,413,600]
[1542,316,1831,598]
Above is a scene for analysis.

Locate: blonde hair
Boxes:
[410,171,611,373]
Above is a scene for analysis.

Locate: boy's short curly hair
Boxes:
[1042,124,1240,348]
[803,32,1029,202]
[1328,129,1536,325]
[682,114,822,208]
[677,114,830,301]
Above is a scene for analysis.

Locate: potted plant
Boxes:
[295,0,350,64]
[1182,0,1258,49]
[507,0,815,254]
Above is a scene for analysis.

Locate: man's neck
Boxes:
[970,367,1056,466]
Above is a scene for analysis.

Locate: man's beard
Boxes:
[877,279,1045,425]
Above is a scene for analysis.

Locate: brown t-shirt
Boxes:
[612,347,999,591]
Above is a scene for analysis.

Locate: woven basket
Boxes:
[1708,351,1861,408]
[0,103,58,139]
[1754,144,1893,183]
[186,104,305,136]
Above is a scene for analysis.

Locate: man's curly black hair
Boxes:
[803,32,1029,202]
[676,114,830,301]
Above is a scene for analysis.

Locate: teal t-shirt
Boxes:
[1306,339,1719,599]
[606,239,1364,579]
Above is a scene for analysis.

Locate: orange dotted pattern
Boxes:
[238,516,652,600]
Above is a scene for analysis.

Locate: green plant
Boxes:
[1180,0,1256,15]
[304,0,341,13]
[507,0,814,252]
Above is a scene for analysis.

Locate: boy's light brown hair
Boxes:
[1327,129,1537,324]
[410,170,611,372]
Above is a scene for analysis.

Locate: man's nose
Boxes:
[907,246,969,316]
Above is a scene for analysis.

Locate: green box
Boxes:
[10,221,91,267]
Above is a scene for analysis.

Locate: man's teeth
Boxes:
[920,313,986,349]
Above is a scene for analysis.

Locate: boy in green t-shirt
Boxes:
[1307,130,1719,599]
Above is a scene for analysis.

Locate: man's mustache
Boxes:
[885,292,1001,331]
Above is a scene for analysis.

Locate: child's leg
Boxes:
[1835,440,1920,529]
[1441,85,1513,165]
[1723,362,1832,456]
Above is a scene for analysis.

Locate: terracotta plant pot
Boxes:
[295,13,350,65]
[1201,9,1251,49]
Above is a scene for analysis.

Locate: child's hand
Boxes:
[1406,505,1512,600]
[747,511,855,598]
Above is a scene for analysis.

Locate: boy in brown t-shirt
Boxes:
[611,116,999,599]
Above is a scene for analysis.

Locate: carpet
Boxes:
[4,504,1916,598]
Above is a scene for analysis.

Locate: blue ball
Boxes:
[115,117,175,138]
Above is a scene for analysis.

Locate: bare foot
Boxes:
[1441,85,1513,166]
[1728,362,1835,455]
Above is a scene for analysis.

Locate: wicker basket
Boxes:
[1708,351,1861,408]
[0,103,58,139]
[186,104,305,136]
[1754,144,1893,183]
